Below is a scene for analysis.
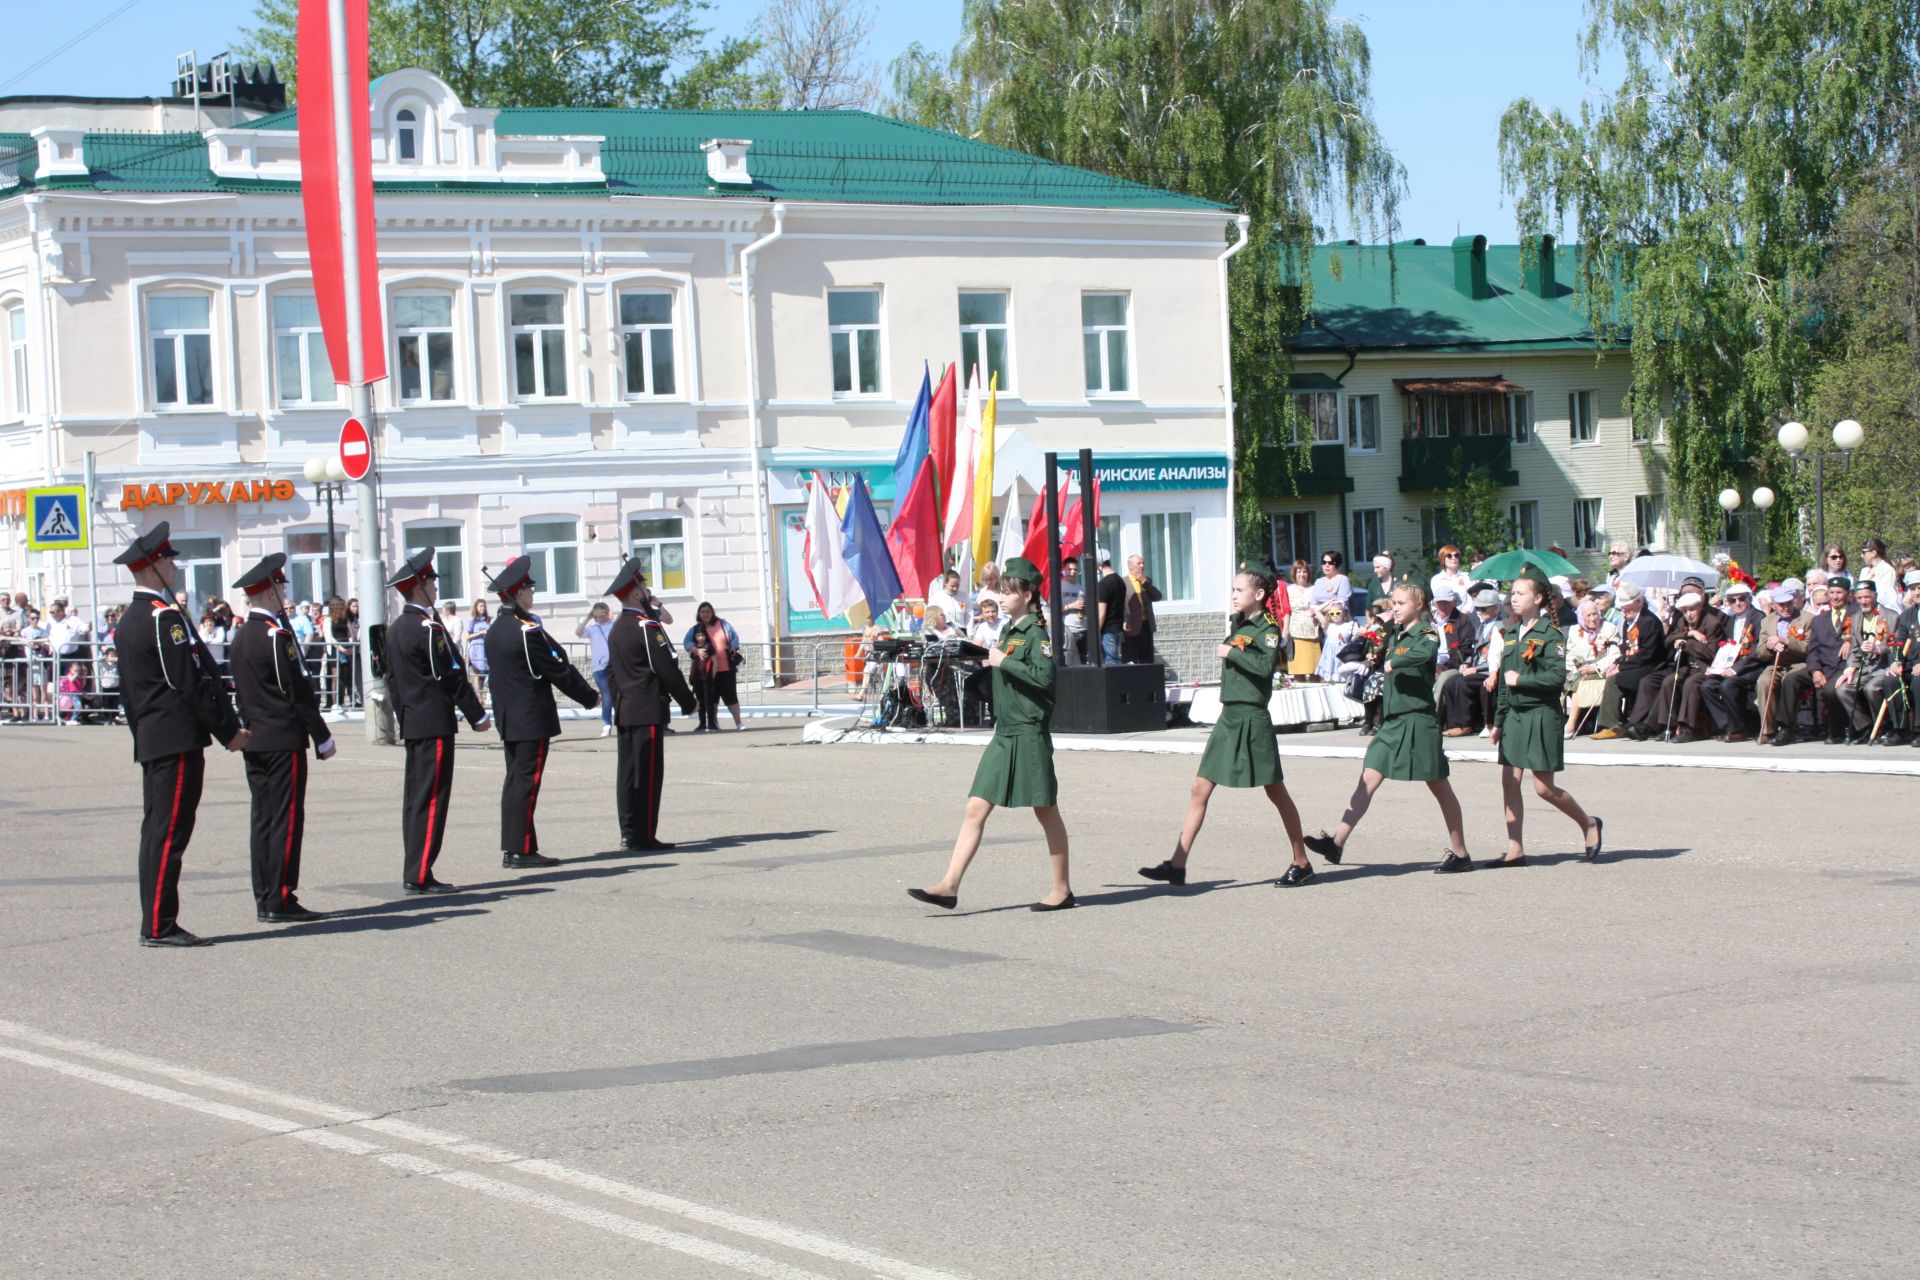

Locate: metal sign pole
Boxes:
[82,452,100,634]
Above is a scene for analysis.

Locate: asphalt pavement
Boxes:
[2,720,1915,1278]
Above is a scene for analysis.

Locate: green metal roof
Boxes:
[1292,240,1629,354]
[5,108,1223,211]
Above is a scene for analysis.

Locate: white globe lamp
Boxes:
[1832,419,1864,452]
[1752,486,1775,511]
[1718,488,1741,513]
[1776,421,1809,455]
[302,457,328,483]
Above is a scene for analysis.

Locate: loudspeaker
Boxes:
[1053,663,1167,734]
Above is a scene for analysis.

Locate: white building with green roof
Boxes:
[1,68,1245,666]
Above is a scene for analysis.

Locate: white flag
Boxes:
[995,481,1024,569]
[802,478,861,618]
[943,366,981,548]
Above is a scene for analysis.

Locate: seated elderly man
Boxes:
[1699,581,1769,741]
[1835,578,1898,744]
[1431,584,1479,736]
[1592,582,1666,740]
[1884,569,1920,746]
[1440,586,1502,735]
[1631,580,1724,741]
[1755,580,1815,740]
[1774,576,1857,745]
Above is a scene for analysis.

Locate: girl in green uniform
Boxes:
[909,557,1075,912]
[1488,574,1604,866]
[1304,582,1477,872]
[1139,569,1314,887]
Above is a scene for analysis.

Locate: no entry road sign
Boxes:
[338,417,372,482]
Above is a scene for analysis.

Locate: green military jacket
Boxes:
[1494,618,1567,727]
[1220,610,1282,705]
[1381,618,1440,718]
[991,612,1056,732]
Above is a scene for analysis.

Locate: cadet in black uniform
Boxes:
[483,556,598,866]
[113,522,250,947]
[230,553,337,922]
[606,561,697,850]
[385,548,491,892]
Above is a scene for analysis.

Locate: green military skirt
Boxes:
[1199,703,1284,787]
[1363,710,1449,782]
[1497,704,1564,773]
[969,726,1058,808]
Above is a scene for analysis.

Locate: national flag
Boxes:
[971,373,999,571]
[1018,480,1072,590]
[839,476,901,615]
[802,478,860,618]
[886,460,944,600]
[891,364,932,505]
[944,366,982,549]
[927,363,958,516]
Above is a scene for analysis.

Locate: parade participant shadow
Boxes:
[211,906,492,944]
[935,879,1244,916]
[1325,845,1690,880]
[452,860,676,894]
[660,829,834,854]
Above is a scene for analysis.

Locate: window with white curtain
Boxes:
[273,293,339,406]
[148,293,214,408]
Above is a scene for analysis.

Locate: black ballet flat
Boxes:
[1484,854,1529,869]
[1031,894,1077,912]
[1139,861,1186,886]
[1583,816,1605,862]
[907,888,957,910]
[1303,832,1342,864]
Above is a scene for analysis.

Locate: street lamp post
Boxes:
[1776,419,1864,557]
[1717,485,1776,562]
[303,456,351,601]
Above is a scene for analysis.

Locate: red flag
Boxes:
[297,0,386,384]
[1018,481,1070,588]
[927,364,958,516]
[886,460,944,599]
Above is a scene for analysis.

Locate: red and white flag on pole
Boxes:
[297,0,386,384]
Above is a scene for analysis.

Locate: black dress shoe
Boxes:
[1484,854,1529,868]
[257,902,329,923]
[1769,732,1794,747]
[502,852,560,869]
[1626,725,1653,741]
[1583,815,1604,862]
[140,928,212,948]
[1277,863,1315,887]
[625,839,675,852]
[1435,852,1473,874]
[1303,832,1342,864]
[1139,860,1186,886]
[403,878,461,895]
[907,887,957,909]
[1031,893,1077,912]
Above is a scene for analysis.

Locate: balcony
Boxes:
[1254,443,1353,498]
[1398,435,1520,492]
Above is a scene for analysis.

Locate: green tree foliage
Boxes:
[887,0,1403,560]
[1498,1,1920,544]
[238,0,767,108]
[1405,465,1516,578]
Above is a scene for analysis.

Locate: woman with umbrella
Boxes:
[1487,573,1604,866]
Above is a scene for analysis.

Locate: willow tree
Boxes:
[889,0,1402,560]
[1498,1,1920,546]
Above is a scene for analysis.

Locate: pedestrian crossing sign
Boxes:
[26,485,88,551]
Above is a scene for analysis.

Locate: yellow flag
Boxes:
[970,372,997,576]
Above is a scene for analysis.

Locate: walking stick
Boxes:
[1662,643,1686,742]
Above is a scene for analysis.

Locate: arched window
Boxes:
[395,108,420,163]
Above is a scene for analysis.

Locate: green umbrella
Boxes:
[1469,548,1582,581]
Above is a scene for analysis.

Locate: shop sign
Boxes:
[781,466,895,504]
[120,479,299,510]
[1091,454,1230,491]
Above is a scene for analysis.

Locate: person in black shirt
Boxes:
[230,554,336,923]
[113,522,249,947]
[1093,553,1128,663]
[605,562,696,850]
[484,556,598,866]
[384,548,490,892]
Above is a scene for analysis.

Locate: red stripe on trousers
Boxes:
[524,739,548,854]
[420,738,444,882]
[283,752,300,901]
[152,762,187,937]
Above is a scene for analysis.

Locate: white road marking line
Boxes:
[0,1019,965,1280]
[0,1040,837,1280]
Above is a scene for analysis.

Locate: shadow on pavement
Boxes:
[1327,845,1690,879]
[936,879,1250,916]
[212,906,493,944]
[671,829,834,853]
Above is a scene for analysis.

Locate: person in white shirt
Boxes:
[967,598,1005,649]
[1428,545,1470,607]
[926,569,968,632]
[576,602,616,738]
[1861,537,1899,603]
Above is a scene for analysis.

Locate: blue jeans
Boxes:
[1100,631,1123,664]
[594,668,613,724]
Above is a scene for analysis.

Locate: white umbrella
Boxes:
[1617,553,1720,592]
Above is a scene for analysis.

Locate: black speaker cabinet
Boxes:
[1053,663,1167,734]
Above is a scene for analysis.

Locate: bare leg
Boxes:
[1501,764,1527,861]
[924,796,993,895]
[1264,782,1309,867]
[729,699,743,730]
[1329,769,1385,849]
[1034,805,1072,905]
[1170,777,1217,869]
[1531,770,1597,848]
[1426,778,1470,858]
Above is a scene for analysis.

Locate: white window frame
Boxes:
[146,291,217,411]
[1139,509,1197,604]
[508,289,571,402]
[1419,506,1454,556]
[1271,511,1316,568]
[392,291,458,405]
[627,513,690,597]
[1573,497,1603,550]
[3,300,26,419]
[1569,390,1598,445]
[1507,390,1534,446]
[401,520,468,603]
[1509,500,1540,548]
[617,288,679,400]
[283,527,336,606]
[168,534,224,615]
[1292,391,1340,446]
[1350,508,1385,564]
[271,291,340,408]
[395,107,421,164]
[520,517,582,598]
[1346,393,1380,453]
[1081,291,1134,398]
[958,289,1014,394]
[828,287,885,399]
[1635,493,1665,550]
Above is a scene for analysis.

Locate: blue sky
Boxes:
[4,0,1603,243]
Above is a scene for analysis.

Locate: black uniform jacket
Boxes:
[118,588,242,762]
[1805,606,1857,678]
[231,610,333,753]
[1664,607,1727,675]
[386,604,486,740]
[1615,607,1668,680]
[607,609,696,727]
[484,604,598,741]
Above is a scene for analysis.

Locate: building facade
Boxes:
[0,69,1244,664]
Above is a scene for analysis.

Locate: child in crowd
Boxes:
[688,629,719,731]
[58,662,85,726]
